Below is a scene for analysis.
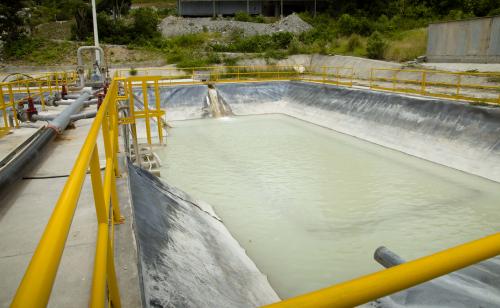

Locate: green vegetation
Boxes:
[2,38,74,64]
[2,0,500,66]
[366,31,387,59]
[234,11,267,23]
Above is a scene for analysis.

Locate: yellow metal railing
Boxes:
[11,79,124,308]
[10,67,500,307]
[115,65,354,87]
[0,71,78,137]
[370,68,500,104]
[0,82,18,137]
[265,232,500,307]
[122,76,166,145]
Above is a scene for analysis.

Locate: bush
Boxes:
[132,8,159,39]
[346,34,362,52]
[129,68,138,76]
[234,11,251,22]
[264,50,288,60]
[337,14,356,36]
[366,31,387,59]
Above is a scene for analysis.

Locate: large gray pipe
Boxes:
[58,98,98,106]
[374,246,406,268]
[33,111,97,122]
[48,89,91,133]
[0,89,94,197]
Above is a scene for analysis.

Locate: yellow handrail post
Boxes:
[154,79,164,144]
[111,95,121,177]
[0,86,8,131]
[421,71,427,95]
[456,74,462,97]
[7,84,19,128]
[101,109,123,224]
[392,70,397,91]
[142,81,152,145]
[237,67,240,81]
[106,233,122,308]
[370,68,374,89]
[89,146,109,308]
[322,66,326,83]
[38,81,46,111]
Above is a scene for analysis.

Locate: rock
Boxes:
[159,13,312,37]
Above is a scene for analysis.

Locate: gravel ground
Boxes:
[159,13,312,37]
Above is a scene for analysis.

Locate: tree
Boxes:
[132,8,158,39]
[366,31,387,59]
[97,0,131,20]
[72,2,92,40]
[0,0,27,42]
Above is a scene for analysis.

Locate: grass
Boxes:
[384,28,427,62]
[3,38,75,65]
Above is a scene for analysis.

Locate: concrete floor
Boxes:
[0,112,141,306]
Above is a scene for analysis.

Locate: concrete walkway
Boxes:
[0,113,141,306]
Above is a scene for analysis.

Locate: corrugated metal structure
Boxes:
[427,16,500,63]
[177,0,321,17]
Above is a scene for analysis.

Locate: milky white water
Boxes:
[157,114,500,299]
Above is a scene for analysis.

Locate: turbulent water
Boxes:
[158,114,500,299]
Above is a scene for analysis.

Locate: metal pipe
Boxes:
[0,89,93,196]
[57,98,98,106]
[0,128,56,196]
[32,111,97,122]
[48,89,91,133]
[374,246,405,268]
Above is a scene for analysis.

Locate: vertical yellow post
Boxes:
[192,69,195,84]
[88,146,109,308]
[336,67,340,86]
[0,86,8,131]
[48,74,53,95]
[110,90,121,177]
[154,80,164,144]
[322,66,326,83]
[237,67,240,81]
[370,69,374,89]
[392,70,397,91]
[142,81,152,145]
[7,84,19,127]
[127,81,140,167]
[106,231,122,308]
[421,71,427,94]
[101,111,123,224]
[38,81,46,111]
[456,74,462,97]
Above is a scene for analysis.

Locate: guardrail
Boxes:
[11,79,124,307]
[0,71,78,137]
[115,65,354,87]
[116,65,499,104]
[370,68,500,104]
